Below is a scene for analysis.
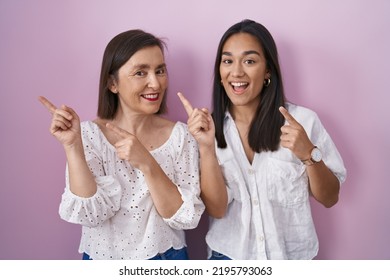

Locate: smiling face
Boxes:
[220,32,270,111]
[110,45,168,116]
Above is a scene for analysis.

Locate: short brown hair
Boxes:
[97,30,167,119]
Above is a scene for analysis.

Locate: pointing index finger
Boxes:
[38,96,57,114]
[177,92,194,117]
[106,123,132,139]
[279,106,299,126]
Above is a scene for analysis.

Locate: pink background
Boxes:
[1,0,389,260]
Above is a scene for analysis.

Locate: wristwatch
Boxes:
[301,146,322,166]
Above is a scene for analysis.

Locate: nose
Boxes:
[231,62,244,77]
[147,73,161,90]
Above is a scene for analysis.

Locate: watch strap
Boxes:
[301,146,319,166]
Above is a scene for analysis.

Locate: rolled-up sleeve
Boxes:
[163,124,205,230]
[306,111,347,185]
[59,174,122,227]
[58,128,122,227]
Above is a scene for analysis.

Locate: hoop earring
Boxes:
[264,78,271,87]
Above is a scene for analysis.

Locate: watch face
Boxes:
[311,148,322,162]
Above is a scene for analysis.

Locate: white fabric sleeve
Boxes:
[59,171,122,227]
[58,128,122,227]
[305,110,347,185]
[163,124,205,230]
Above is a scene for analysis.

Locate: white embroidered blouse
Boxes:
[59,121,205,260]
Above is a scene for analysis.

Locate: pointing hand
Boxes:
[38,96,81,148]
[177,92,215,148]
[279,106,314,161]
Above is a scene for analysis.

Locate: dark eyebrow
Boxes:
[221,50,261,56]
[243,50,261,56]
[132,63,166,70]
[132,64,149,70]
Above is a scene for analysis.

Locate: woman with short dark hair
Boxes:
[40,29,204,260]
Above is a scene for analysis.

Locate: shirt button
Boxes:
[248,169,255,175]
[253,199,259,206]
[258,235,265,242]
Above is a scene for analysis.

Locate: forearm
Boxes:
[141,159,183,219]
[199,146,227,218]
[306,161,340,208]
[64,142,97,198]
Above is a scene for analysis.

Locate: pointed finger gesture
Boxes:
[106,123,152,170]
[38,96,81,147]
[279,106,314,161]
[177,92,215,148]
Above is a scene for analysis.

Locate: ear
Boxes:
[108,75,118,94]
[265,70,271,79]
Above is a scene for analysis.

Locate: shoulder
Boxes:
[80,120,104,149]
[171,121,190,139]
[173,121,188,133]
[171,121,197,146]
[80,120,100,135]
[285,103,319,121]
[286,103,327,141]
[285,102,322,128]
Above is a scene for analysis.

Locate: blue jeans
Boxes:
[149,247,189,260]
[208,250,232,260]
[82,247,189,260]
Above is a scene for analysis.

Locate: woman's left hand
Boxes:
[106,123,152,170]
[279,106,314,161]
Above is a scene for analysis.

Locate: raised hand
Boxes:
[177,92,215,148]
[279,106,314,161]
[106,123,153,170]
[38,96,81,148]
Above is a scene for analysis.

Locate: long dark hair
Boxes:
[213,19,286,152]
[97,29,167,119]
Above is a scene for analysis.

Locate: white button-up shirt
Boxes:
[206,103,346,259]
[59,121,205,260]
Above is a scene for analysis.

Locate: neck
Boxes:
[230,104,257,124]
[113,110,157,135]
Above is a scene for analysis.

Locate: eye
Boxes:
[221,59,232,64]
[134,70,147,77]
[244,59,256,64]
[156,67,166,75]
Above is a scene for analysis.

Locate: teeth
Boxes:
[231,82,248,87]
[143,94,158,99]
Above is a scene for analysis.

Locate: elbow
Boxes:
[200,190,228,219]
[207,211,225,219]
[321,190,339,208]
[314,179,340,208]
[323,196,338,208]
[206,204,227,219]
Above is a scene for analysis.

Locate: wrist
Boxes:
[199,143,216,156]
[63,140,84,154]
[301,146,322,166]
[138,155,158,175]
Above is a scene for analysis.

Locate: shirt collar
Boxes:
[224,111,234,130]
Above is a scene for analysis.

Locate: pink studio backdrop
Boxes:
[1,0,389,260]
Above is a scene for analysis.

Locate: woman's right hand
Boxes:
[178,92,227,218]
[177,92,215,150]
[38,96,82,148]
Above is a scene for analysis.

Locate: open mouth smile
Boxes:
[141,93,159,101]
[230,82,248,94]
